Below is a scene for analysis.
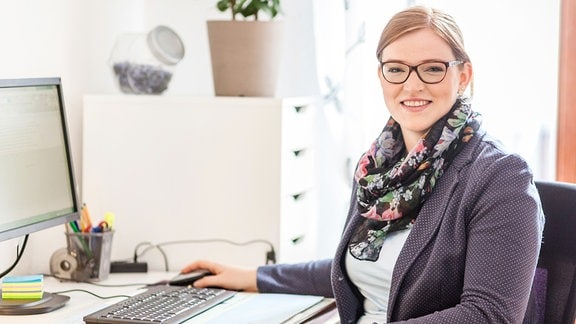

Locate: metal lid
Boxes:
[147,25,185,65]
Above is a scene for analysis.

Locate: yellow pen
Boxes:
[104,212,115,230]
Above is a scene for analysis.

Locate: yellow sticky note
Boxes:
[1,275,44,300]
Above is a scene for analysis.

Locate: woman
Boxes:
[182,6,544,323]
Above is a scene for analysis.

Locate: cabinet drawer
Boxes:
[282,103,315,150]
[280,189,317,262]
[281,191,312,239]
[281,147,315,194]
[283,102,314,126]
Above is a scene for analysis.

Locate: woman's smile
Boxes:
[401,99,431,110]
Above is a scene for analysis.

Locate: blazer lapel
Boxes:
[386,129,483,319]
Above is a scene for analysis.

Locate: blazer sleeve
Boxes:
[456,153,544,322]
[256,259,335,298]
[390,149,545,323]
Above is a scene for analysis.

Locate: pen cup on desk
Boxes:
[65,231,114,281]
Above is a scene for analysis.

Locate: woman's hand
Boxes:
[180,260,259,292]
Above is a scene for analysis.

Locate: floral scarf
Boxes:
[349,97,481,261]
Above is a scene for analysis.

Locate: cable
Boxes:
[134,238,277,271]
[156,239,276,268]
[133,241,169,271]
[0,235,29,279]
[42,273,151,288]
[51,289,132,300]
[134,241,169,267]
[133,241,154,262]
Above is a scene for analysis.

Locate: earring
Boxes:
[457,88,465,96]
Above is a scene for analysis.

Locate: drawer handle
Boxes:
[291,235,305,244]
[293,105,307,113]
[292,192,306,201]
[292,148,307,157]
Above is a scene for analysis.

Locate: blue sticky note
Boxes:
[2,274,43,284]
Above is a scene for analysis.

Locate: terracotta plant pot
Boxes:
[207,20,284,97]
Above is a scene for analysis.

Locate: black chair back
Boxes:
[526,181,576,324]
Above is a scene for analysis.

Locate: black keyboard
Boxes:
[83,285,236,323]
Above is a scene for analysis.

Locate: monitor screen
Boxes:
[0,77,79,243]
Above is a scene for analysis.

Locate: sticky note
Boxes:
[1,274,44,300]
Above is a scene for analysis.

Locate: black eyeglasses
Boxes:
[380,60,464,84]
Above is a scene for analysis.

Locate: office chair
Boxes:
[525,180,576,324]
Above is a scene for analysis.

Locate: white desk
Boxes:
[3,272,172,324]
[2,272,338,323]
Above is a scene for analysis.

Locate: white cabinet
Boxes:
[82,95,319,270]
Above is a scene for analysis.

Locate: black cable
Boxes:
[51,289,132,300]
[155,238,276,267]
[43,273,151,288]
[133,241,154,262]
[135,238,277,271]
[0,235,29,279]
[134,241,169,271]
[88,281,150,288]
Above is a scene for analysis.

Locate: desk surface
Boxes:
[2,272,338,324]
[3,272,172,323]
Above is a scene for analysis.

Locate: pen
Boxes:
[91,221,110,233]
[69,220,93,258]
[69,220,81,233]
[104,212,115,230]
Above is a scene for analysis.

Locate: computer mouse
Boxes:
[168,269,212,286]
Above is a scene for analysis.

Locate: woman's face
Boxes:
[378,28,472,149]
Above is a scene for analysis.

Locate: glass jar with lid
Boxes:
[110,25,185,94]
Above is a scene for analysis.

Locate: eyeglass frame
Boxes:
[379,60,464,84]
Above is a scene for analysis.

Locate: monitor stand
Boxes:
[0,290,69,315]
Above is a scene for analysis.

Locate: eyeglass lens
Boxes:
[381,62,450,84]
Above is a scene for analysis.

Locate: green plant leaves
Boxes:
[216,0,281,21]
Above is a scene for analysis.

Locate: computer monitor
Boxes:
[0,77,80,314]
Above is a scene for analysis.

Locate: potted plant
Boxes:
[207,0,284,97]
[216,0,281,21]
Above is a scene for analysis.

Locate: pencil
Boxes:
[81,203,93,232]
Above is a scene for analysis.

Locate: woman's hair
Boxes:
[376,6,470,64]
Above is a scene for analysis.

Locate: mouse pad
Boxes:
[200,293,325,324]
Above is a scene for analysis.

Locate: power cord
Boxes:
[132,238,277,271]
[43,273,150,300]
[51,288,132,300]
[43,273,151,288]
[0,235,29,279]
[134,241,168,270]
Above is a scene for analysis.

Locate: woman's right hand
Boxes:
[180,259,259,292]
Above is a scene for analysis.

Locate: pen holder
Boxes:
[65,231,114,281]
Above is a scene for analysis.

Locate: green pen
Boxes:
[68,221,93,258]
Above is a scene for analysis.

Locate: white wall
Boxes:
[424,0,560,180]
[354,0,560,180]
[0,0,320,276]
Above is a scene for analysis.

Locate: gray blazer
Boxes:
[257,128,544,324]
